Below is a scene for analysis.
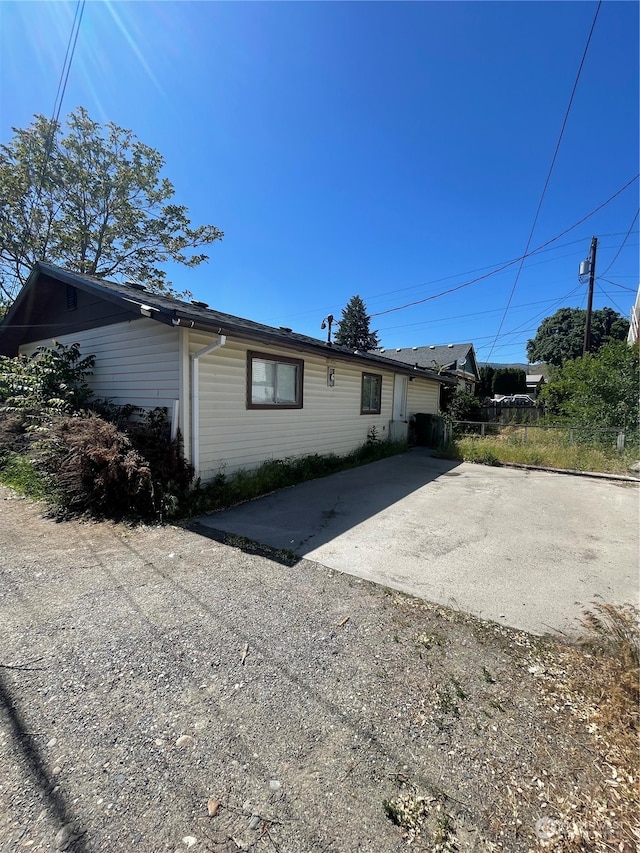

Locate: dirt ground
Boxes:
[0,485,636,853]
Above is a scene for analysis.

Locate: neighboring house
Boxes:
[0,263,455,480]
[628,286,640,345]
[376,343,480,394]
[525,374,545,399]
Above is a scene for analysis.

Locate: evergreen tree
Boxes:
[333,295,380,350]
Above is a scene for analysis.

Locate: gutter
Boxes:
[190,335,226,476]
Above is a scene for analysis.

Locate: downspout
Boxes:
[190,335,226,477]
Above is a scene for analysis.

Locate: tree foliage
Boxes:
[334,295,380,350]
[441,386,481,421]
[526,307,629,366]
[477,365,495,398]
[476,365,526,397]
[540,341,639,432]
[0,341,95,416]
[492,367,526,395]
[0,107,223,303]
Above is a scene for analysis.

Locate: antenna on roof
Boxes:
[320,314,334,346]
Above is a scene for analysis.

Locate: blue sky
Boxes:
[1,1,638,363]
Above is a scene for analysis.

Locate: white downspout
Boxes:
[191,335,226,477]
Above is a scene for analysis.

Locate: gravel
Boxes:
[0,486,627,852]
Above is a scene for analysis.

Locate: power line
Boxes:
[19,0,86,273]
[485,0,602,361]
[597,277,637,292]
[594,282,628,317]
[368,173,639,320]
[597,208,639,278]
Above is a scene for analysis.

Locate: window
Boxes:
[361,372,382,414]
[247,351,303,409]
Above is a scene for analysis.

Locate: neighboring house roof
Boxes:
[0,262,456,384]
[526,374,545,385]
[375,343,480,380]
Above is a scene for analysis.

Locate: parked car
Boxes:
[501,394,535,406]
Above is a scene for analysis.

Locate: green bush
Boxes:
[0,341,95,416]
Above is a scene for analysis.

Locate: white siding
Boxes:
[407,377,440,416]
[190,333,398,479]
[20,318,180,411]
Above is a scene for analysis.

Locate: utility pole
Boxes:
[582,236,598,355]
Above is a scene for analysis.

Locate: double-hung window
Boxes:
[247,351,303,409]
[361,372,382,414]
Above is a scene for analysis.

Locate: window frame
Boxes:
[246,350,304,410]
[361,372,382,415]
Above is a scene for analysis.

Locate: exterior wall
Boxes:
[19,317,180,412]
[628,287,640,345]
[190,332,400,479]
[406,377,440,416]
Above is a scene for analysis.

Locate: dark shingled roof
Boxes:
[0,263,456,384]
[373,343,478,376]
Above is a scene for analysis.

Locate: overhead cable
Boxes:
[485,0,602,361]
[597,208,639,279]
[369,172,639,319]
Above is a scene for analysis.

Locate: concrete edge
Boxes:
[497,461,640,483]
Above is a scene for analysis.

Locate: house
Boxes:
[525,374,545,399]
[0,263,455,480]
[375,343,480,394]
[628,286,640,345]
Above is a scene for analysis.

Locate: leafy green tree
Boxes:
[441,386,481,421]
[540,341,639,432]
[527,307,629,366]
[334,295,380,350]
[493,367,526,395]
[0,107,223,303]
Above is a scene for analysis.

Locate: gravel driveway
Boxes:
[0,485,633,852]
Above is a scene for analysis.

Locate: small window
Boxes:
[247,351,303,409]
[361,372,382,414]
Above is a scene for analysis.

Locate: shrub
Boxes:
[0,341,94,416]
[39,413,155,518]
[33,408,195,521]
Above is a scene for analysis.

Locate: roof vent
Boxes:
[412,346,418,351]
[447,343,454,348]
[279,326,292,333]
[429,345,435,349]
[128,282,146,291]
[396,348,401,352]
[191,300,209,309]
[379,348,385,353]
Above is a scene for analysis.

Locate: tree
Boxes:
[0,107,223,303]
[333,295,380,350]
[492,367,526,395]
[526,307,629,366]
[441,385,481,421]
[540,341,639,432]
[476,365,495,398]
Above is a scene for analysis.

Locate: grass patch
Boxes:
[0,452,56,501]
[437,426,638,474]
[183,440,407,516]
